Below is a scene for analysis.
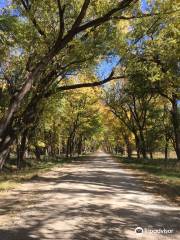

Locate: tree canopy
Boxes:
[0,0,179,169]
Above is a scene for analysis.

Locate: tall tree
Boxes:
[0,0,139,167]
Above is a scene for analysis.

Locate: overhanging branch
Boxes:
[77,0,137,32]
[113,9,180,20]
[20,0,46,38]
[57,75,125,92]
[56,0,65,39]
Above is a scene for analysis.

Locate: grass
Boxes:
[115,155,180,203]
[0,156,78,191]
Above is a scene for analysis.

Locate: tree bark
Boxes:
[164,134,169,161]
[0,148,10,170]
[16,129,28,169]
[171,95,180,160]
[34,146,41,161]
[139,129,147,159]
[66,137,70,157]
[0,127,15,169]
[134,134,140,159]
[123,134,132,158]
[77,136,83,156]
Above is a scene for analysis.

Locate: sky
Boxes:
[0,0,149,13]
[0,1,151,8]
[141,0,149,12]
[96,55,120,79]
[0,0,8,8]
[0,0,149,9]
[97,0,149,79]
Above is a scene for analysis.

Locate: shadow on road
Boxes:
[0,154,179,240]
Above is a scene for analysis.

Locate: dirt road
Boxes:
[0,152,179,240]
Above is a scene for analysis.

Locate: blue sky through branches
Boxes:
[0,0,149,13]
[0,0,9,8]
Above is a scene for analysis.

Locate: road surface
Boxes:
[0,152,179,240]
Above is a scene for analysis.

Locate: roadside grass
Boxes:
[0,156,81,191]
[115,156,180,202]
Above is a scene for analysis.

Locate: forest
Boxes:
[0,1,180,239]
[0,0,179,170]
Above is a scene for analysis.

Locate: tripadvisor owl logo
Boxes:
[135,227,144,234]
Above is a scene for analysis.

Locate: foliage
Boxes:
[0,0,180,171]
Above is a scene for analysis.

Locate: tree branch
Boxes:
[57,74,125,92]
[53,0,136,52]
[20,0,46,38]
[77,0,137,32]
[113,9,180,20]
[56,0,65,39]
[71,0,91,30]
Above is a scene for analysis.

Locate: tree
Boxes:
[125,1,180,159]
[0,0,140,167]
[29,84,103,159]
[106,0,180,159]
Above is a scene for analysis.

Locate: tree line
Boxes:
[0,0,179,170]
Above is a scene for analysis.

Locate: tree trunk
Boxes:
[34,146,41,161]
[0,130,15,169]
[124,134,132,159]
[0,93,44,168]
[0,148,10,170]
[61,139,66,155]
[171,95,180,160]
[134,134,140,159]
[70,138,74,157]
[164,135,169,161]
[139,129,147,159]
[78,137,83,156]
[66,137,70,157]
[16,129,28,169]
